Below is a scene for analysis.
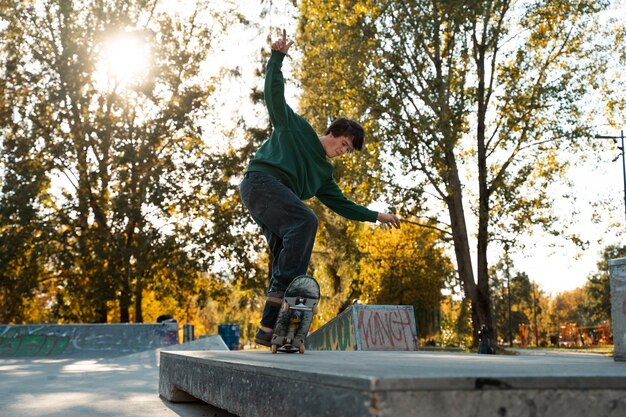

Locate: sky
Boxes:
[513,142,626,295]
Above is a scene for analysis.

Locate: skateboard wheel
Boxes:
[271,344,277,354]
[281,301,289,312]
[299,344,305,354]
[312,305,319,315]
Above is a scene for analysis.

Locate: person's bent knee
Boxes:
[303,211,318,234]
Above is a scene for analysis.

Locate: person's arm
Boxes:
[265,30,294,129]
[316,179,401,228]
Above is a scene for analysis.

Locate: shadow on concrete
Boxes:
[160,396,238,417]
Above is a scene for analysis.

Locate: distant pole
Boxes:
[505,247,513,347]
[492,293,499,347]
[507,269,513,346]
[532,280,539,347]
[594,130,626,222]
[620,130,626,221]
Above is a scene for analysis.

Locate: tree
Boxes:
[550,287,589,329]
[601,15,626,130]
[0,0,243,323]
[585,245,626,324]
[0,125,53,323]
[356,221,454,338]
[297,0,611,344]
[493,270,532,344]
[490,258,550,346]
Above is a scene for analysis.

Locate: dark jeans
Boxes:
[239,171,318,328]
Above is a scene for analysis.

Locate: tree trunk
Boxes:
[96,305,108,323]
[135,275,143,323]
[444,148,482,345]
[120,276,131,323]
[444,138,494,346]
[475,22,495,348]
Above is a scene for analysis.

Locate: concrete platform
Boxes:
[160,350,626,417]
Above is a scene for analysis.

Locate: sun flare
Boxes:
[94,32,151,89]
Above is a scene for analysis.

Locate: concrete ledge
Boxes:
[159,350,626,417]
[159,352,371,416]
[163,335,228,352]
[609,257,626,267]
[610,257,626,361]
[306,304,419,351]
[0,323,179,357]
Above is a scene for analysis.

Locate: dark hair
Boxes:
[324,118,365,151]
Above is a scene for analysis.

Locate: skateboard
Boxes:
[271,275,320,354]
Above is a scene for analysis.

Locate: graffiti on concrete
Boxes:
[306,305,419,351]
[0,323,179,357]
[305,308,356,351]
[0,333,69,357]
[356,307,419,351]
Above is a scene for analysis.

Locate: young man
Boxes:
[240,30,401,346]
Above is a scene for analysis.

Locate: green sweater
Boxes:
[247,50,378,223]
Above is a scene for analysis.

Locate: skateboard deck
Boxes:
[271,275,320,354]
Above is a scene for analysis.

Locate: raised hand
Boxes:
[271,29,294,54]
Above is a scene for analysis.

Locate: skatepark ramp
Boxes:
[305,304,419,351]
[0,323,179,357]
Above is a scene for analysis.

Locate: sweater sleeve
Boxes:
[265,50,292,129]
[316,179,379,222]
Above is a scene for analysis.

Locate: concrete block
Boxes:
[159,350,626,417]
[378,388,626,417]
[159,351,373,416]
[610,257,626,361]
[306,304,419,351]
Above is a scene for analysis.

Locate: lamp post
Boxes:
[504,244,513,347]
[595,130,626,222]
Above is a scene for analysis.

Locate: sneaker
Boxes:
[254,328,272,347]
[266,290,285,306]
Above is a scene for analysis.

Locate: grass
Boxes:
[499,345,614,356]
[420,344,614,356]
[420,345,469,353]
